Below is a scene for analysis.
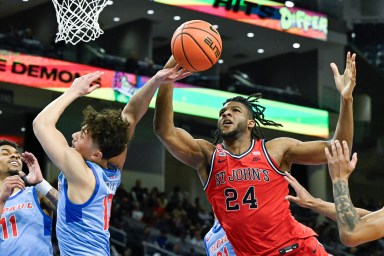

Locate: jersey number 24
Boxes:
[225,186,258,211]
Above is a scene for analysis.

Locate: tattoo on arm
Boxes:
[45,188,58,211]
[333,180,359,232]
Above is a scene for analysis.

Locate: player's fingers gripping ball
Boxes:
[171,20,222,72]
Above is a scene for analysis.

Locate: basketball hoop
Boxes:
[52,0,109,45]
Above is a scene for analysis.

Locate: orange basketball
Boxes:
[171,20,222,72]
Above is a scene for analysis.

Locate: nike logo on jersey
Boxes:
[218,159,226,163]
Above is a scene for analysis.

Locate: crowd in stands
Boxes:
[352,23,384,73]
[0,25,312,107]
[3,24,384,256]
[107,179,384,256]
[109,180,210,256]
[49,177,384,256]
[16,167,384,256]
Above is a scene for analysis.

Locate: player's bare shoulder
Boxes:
[195,139,215,183]
[265,137,301,163]
[196,139,216,158]
[266,137,300,149]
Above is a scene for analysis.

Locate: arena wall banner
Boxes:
[154,0,328,41]
[0,49,329,138]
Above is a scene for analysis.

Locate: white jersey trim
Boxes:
[203,148,217,191]
[261,139,285,176]
[220,139,255,159]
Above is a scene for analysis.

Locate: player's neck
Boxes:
[94,158,108,169]
[11,188,21,196]
[0,175,22,196]
[222,137,252,155]
[0,172,9,183]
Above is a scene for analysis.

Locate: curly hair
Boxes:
[0,139,18,149]
[213,93,283,144]
[82,106,129,159]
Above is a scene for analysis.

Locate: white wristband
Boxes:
[35,179,52,196]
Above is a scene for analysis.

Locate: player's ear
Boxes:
[92,150,103,160]
[248,119,255,128]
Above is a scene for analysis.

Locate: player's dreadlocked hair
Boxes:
[213,93,283,144]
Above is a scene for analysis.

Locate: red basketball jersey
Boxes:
[204,139,317,256]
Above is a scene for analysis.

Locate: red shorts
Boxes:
[278,236,331,256]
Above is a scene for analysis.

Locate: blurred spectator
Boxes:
[18,27,35,40]
[124,51,140,74]
[131,179,148,202]
[131,201,144,221]
[123,247,133,256]
[155,229,170,249]
[169,186,183,203]
[141,59,157,76]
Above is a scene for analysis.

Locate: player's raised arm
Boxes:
[284,171,370,221]
[113,63,190,170]
[153,57,213,171]
[325,140,384,247]
[282,52,356,166]
[33,72,103,183]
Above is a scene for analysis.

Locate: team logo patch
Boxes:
[218,148,226,157]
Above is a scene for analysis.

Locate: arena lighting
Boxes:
[0,49,328,138]
[147,88,329,138]
[154,0,328,41]
[0,135,24,146]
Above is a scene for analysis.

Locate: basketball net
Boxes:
[52,0,109,45]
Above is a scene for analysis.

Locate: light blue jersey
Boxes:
[204,219,236,256]
[57,161,121,256]
[0,187,53,255]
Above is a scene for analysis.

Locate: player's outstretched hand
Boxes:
[20,151,43,185]
[0,176,25,204]
[69,71,104,97]
[330,51,356,101]
[155,64,192,85]
[325,140,357,182]
[284,172,315,209]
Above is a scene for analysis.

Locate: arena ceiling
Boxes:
[0,0,343,71]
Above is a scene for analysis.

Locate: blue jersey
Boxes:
[204,219,236,256]
[0,187,52,255]
[57,161,121,256]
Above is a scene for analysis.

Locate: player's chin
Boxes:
[7,170,20,176]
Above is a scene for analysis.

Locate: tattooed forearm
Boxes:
[333,180,359,232]
[45,188,58,211]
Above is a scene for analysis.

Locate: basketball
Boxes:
[171,20,222,72]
